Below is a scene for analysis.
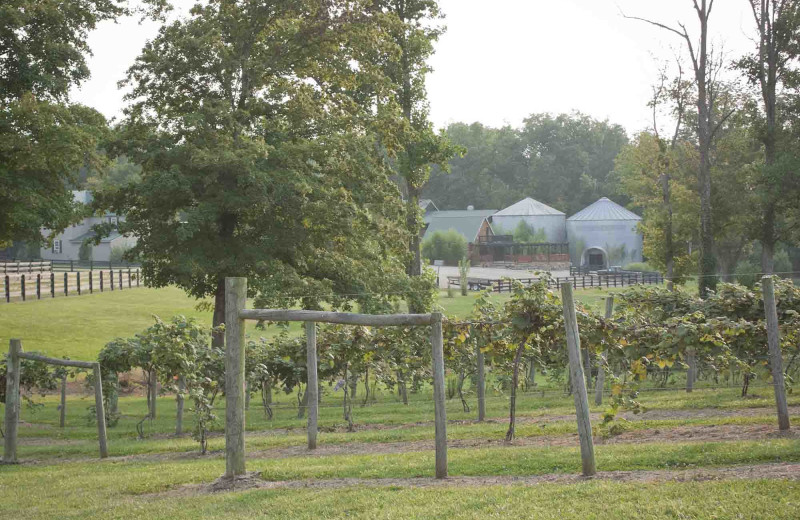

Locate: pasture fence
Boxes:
[3,268,143,303]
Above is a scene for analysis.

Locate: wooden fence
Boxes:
[3,269,142,303]
[448,272,664,293]
[0,261,52,274]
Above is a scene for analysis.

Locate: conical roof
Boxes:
[494,197,564,216]
[568,197,641,221]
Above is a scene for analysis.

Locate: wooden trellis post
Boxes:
[3,340,21,463]
[306,321,318,449]
[762,276,790,431]
[431,312,447,479]
[561,284,596,476]
[224,277,247,478]
[225,278,447,479]
[3,342,107,462]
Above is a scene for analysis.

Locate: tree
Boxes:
[100,1,411,343]
[0,0,160,247]
[625,1,733,297]
[374,0,460,282]
[737,1,800,273]
[613,132,699,283]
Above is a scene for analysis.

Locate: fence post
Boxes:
[92,363,109,458]
[3,339,22,463]
[63,272,68,296]
[89,270,93,293]
[431,312,448,479]
[128,268,132,288]
[50,272,55,298]
[4,275,8,302]
[595,296,614,405]
[224,277,247,478]
[136,269,140,287]
[60,373,67,428]
[110,270,114,291]
[36,274,41,300]
[118,269,122,290]
[20,274,25,302]
[762,276,791,431]
[306,321,318,449]
[561,284,596,476]
[77,271,81,295]
[100,270,104,292]
[476,335,486,422]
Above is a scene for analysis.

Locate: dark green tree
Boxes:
[99,0,411,344]
[374,0,460,282]
[0,0,141,246]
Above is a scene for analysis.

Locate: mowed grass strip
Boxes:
[94,479,800,520]
[1,440,799,519]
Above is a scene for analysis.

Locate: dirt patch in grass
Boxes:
[243,423,799,460]
[155,462,800,497]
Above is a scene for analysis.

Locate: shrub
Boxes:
[422,230,467,266]
[623,262,655,273]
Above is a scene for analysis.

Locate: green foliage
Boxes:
[99,0,412,316]
[458,257,470,296]
[425,115,628,213]
[79,241,93,262]
[623,262,655,272]
[512,221,547,243]
[421,230,467,266]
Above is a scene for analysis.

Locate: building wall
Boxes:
[490,214,567,243]
[40,216,134,262]
[566,220,643,267]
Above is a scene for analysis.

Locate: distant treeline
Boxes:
[423,113,629,215]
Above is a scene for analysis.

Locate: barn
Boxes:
[566,197,643,270]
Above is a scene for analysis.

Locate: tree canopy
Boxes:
[98,0,423,335]
[423,114,628,215]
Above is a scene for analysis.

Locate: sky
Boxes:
[71,0,758,135]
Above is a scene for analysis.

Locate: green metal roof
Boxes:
[423,210,497,243]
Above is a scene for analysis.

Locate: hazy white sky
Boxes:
[71,0,757,135]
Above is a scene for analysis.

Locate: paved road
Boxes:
[432,266,570,288]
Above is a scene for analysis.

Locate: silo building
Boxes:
[566,197,643,270]
[490,197,567,242]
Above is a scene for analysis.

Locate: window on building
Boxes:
[106,216,119,226]
[52,240,62,254]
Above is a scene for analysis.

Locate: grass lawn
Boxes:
[2,438,799,519]
[0,284,625,359]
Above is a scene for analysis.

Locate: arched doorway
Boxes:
[582,247,607,269]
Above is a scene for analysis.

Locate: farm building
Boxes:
[39,191,138,263]
[566,197,643,270]
[490,197,567,243]
[422,208,496,264]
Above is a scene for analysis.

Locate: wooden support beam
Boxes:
[306,322,318,449]
[561,284,596,476]
[17,352,94,369]
[240,309,433,327]
[224,277,247,477]
[3,339,21,463]
[762,276,791,431]
[431,312,448,479]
